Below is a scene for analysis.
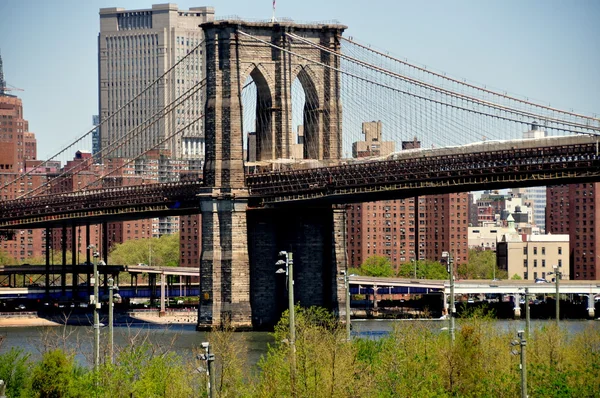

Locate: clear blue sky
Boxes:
[1,0,598,159]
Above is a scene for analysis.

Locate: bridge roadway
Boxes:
[0,135,599,228]
[349,275,600,295]
[0,264,200,278]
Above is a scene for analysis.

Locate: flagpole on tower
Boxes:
[271,0,276,22]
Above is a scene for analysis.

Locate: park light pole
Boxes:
[413,258,417,279]
[276,250,296,395]
[339,270,351,341]
[442,251,455,343]
[87,245,101,371]
[511,330,528,398]
[549,265,561,327]
[107,277,120,364]
[198,342,216,398]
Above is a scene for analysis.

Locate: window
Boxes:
[558,247,562,255]
[542,260,546,267]
[533,247,538,255]
[542,247,546,255]
[523,247,528,255]
[534,260,538,268]
[558,259,562,267]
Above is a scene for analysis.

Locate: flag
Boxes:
[273,0,276,10]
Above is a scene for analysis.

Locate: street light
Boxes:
[276,250,296,394]
[442,251,455,343]
[339,270,351,341]
[510,330,528,398]
[88,245,101,372]
[548,265,561,327]
[413,258,417,279]
[198,342,216,398]
[107,277,120,364]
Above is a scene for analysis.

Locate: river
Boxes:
[1,319,598,368]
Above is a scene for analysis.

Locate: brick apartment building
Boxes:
[546,183,599,280]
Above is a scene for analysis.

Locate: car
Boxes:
[136,263,148,267]
[15,304,26,310]
[535,278,548,283]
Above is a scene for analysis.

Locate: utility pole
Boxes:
[199,342,215,398]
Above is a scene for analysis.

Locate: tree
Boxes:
[457,249,506,279]
[0,249,15,265]
[359,256,394,277]
[30,349,79,397]
[397,260,449,280]
[511,273,523,280]
[109,234,180,267]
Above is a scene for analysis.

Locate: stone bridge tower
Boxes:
[198,20,346,329]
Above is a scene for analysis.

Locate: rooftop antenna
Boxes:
[271,0,276,23]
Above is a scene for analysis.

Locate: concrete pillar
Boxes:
[373,285,378,310]
[588,293,596,319]
[514,293,522,319]
[198,198,251,330]
[443,293,449,315]
[160,273,166,316]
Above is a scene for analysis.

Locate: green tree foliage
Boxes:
[30,349,81,397]
[457,249,506,279]
[0,347,31,397]
[397,259,449,279]
[359,255,394,277]
[0,249,16,265]
[511,273,523,280]
[256,306,362,397]
[108,234,179,267]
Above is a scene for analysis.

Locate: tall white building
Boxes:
[98,4,214,160]
[523,122,547,232]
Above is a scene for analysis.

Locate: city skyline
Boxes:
[0,0,598,160]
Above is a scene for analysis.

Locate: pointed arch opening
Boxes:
[291,68,320,160]
[241,67,273,163]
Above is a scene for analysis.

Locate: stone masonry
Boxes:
[198,20,346,329]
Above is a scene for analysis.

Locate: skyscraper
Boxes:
[98,4,214,160]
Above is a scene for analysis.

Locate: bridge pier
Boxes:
[198,197,252,330]
[588,293,596,319]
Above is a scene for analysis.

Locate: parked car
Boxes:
[535,278,548,283]
[136,263,148,267]
[15,304,26,310]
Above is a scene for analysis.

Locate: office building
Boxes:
[98,4,214,160]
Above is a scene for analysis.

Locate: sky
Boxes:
[1,0,599,160]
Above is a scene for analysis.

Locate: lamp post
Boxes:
[199,342,216,398]
[276,250,296,394]
[413,258,417,279]
[340,270,351,341]
[511,330,528,398]
[549,265,561,327]
[107,277,119,364]
[88,245,101,371]
[442,251,455,343]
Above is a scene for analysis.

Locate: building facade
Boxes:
[546,183,599,280]
[497,234,570,281]
[98,4,214,160]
